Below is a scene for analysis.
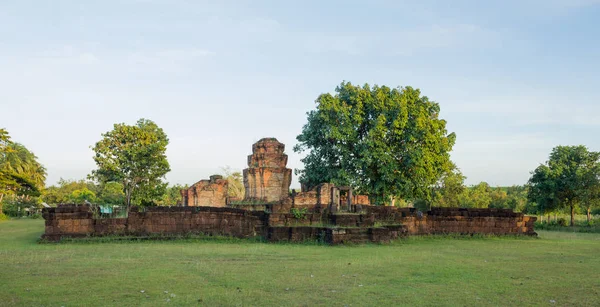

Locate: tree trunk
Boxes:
[570,205,575,227]
[587,207,591,223]
[125,189,132,209]
[0,193,3,215]
[547,214,551,224]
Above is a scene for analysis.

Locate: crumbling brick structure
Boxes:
[42,137,538,244]
[243,138,292,203]
[42,204,537,244]
[42,205,266,242]
[181,175,228,207]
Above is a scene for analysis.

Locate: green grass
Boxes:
[1,220,599,306]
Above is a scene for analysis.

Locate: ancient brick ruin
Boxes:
[42,137,537,244]
[180,175,228,207]
[243,138,292,203]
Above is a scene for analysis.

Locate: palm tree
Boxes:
[0,141,47,204]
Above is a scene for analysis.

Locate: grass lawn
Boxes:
[1,219,599,306]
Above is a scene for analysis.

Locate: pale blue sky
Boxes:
[1,0,599,188]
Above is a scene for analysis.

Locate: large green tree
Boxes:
[527,145,600,226]
[294,82,456,205]
[90,119,170,208]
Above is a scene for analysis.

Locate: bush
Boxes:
[2,197,42,217]
[0,213,8,222]
[557,218,567,227]
[290,207,308,219]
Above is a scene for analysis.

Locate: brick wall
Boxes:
[364,206,537,235]
[42,205,536,243]
[42,205,267,241]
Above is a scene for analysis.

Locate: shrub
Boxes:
[290,207,308,219]
[557,218,567,227]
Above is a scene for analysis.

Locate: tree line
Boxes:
[0,123,243,218]
[2,82,599,225]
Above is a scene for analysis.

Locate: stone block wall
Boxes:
[42,205,536,243]
[268,213,325,226]
[364,206,537,235]
[42,205,267,241]
[42,205,94,238]
[268,225,405,245]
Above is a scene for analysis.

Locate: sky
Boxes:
[1,0,599,188]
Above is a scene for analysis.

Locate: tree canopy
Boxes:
[294,82,456,205]
[90,119,170,207]
[221,166,245,199]
[432,165,466,208]
[527,145,600,225]
[0,129,47,218]
[1,131,46,201]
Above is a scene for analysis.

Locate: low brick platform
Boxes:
[42,205,267,242]
[41,205,536,243]
[267,225,405,244]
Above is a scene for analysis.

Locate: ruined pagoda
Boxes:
[243,138,292,203]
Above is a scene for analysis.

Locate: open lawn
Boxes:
[1,219,599,306]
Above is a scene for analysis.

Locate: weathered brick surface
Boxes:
[328,214,375,227]
[243,138,292,203]
[42,205,536,243]
[364,206,537,236]
[42,205,267,241]
[268,213,324,226]
[181,175,228,207]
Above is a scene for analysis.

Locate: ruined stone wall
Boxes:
[42,205,266,241]
[364,206,537,236]
[243,138,292,202]
[181,175,228,207]
[42,205,536,243]
[267,226,404,244]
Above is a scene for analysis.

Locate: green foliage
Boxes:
[527,145,600,226]
[221,166,245,199]
[68,188,97,204]
[90,119,170,207]
[294,81,456,205]
[1,129,47,216]
[42,179,98,204]
[459,182,492,208]
[290,207,308,219]
[97,181,125,205]
[1,196,41,217]
[156,184,186,206]
[431,165,466,207]
[534,216,600,233]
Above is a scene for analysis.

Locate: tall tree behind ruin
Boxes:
[221,166,245,199]
[294,82,456,205]
[90,119,170,207]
